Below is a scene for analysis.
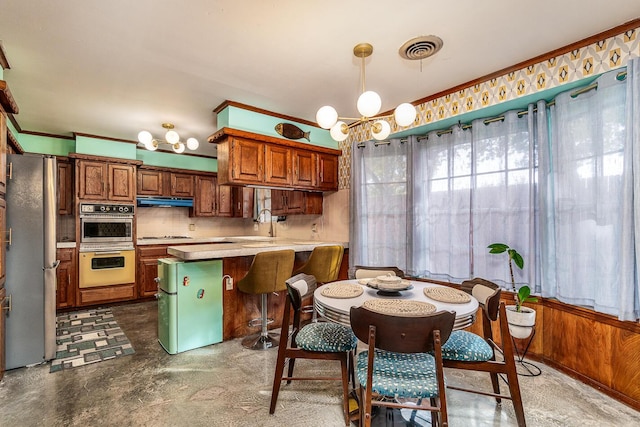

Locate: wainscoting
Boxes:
[464,291,640,411]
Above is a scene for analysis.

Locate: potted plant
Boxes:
[488,243,538,339]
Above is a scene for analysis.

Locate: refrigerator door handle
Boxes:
[1,294,11,313]
[44,260,60,270]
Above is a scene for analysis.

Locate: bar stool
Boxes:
[292,245,344,321]
[237,249,295,350]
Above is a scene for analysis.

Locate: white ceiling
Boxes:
[1,1,640,157]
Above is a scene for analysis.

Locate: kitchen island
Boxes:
[161,237,349,341]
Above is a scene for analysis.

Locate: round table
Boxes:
[314,279,479,330]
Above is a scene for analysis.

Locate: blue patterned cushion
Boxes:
[294,322,357,352]
[441,330,493,361]
[356,350,441,399]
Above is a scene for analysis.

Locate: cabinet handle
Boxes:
[68,274,71,284]
[7,162,13,180]
[5,228,11,246]
[1,294,11,312]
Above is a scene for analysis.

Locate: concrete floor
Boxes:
[1,301,639,427]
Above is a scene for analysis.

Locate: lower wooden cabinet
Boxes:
[0,287,6,380]
[137,245,170,298]
[56,247,76,309]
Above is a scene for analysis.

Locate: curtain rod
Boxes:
[358,69,628,145]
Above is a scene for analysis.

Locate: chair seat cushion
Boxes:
[441,330,493,362]
[356,350,441,399]
[295,322,357,352]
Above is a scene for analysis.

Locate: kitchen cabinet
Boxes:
[137,245,169,298]
[271,190,322,215]
[264,144,292,186]
[57,158,74,215]
[233,187,254,218]
[0,198,5,289]
[317,152,339,191]
[292,149,316,189]
[0,287,5,380]
[137,168,194,197]
[0,112,6,196]
[75,156,139,202]
[192,175,216,217]
[211,128,340,191]
[56,247,76,309]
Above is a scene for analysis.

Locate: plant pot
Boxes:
[505,305,536,339]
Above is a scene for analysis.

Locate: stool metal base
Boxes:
[242,332,280,350]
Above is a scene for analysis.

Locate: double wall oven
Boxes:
[79,203,135,288]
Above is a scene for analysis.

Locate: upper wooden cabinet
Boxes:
[72,155,140,202]
[57,158,74,215]
[190,174,238,218]
[137,168,194,197]
[271,190,322,215]
[210,128,340,192]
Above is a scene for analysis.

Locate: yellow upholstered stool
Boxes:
[293,245,344,283]
[237,249,295,350]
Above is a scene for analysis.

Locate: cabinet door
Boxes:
[108,164,136,202]
[271,189,287,215]
[78,160,108,200]
[317,153,339,191]
[57,160,74,215]
[231,138,264,183]
[56,248,76,309]
[217,181,234,217]
[304,192,323,215]
[170,173,194,197]
[292,150,317,189]
[193,175,216,217]
[265,145,292,186]
[284,190,305,214]
[137,169,164,196]
[137,246,168,298]
[233,187,254,218]
[0,113,6,196]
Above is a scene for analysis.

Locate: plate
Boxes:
[376,275,402,284]
[366,279,413,291]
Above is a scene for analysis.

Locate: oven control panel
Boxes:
[80,203,135,215]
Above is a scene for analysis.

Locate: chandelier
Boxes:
[316,43,417,142]
[137,123,200,153]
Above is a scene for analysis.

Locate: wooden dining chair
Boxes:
[353,265,405,279]
[350,306,455,427]
[270,273,357,426]
[441,278,527,427]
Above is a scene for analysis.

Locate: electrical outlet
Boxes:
[188,223,196,231]
[253,222,259,231]
[225,276,233,290]
[311,223,317,233]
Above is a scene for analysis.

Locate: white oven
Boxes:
[80,203,134,244]
[79,203,135,288]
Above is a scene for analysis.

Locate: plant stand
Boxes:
[511,326,541,377]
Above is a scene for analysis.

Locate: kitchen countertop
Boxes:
[56,242,76,249]
[163,236,348,261]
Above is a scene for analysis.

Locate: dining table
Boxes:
[313,278,479,331]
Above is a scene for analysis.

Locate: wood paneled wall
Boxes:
[462,288,640,410]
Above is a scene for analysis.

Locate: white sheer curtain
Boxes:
[410,111,538,287]
[411,128,472,280]
[542,67,635,319]
[349,139,410,275]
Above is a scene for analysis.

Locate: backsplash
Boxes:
[135,189,350,242]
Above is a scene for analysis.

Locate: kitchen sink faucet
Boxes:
[257,208,275,238]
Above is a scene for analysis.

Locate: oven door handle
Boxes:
[93,251,125,256]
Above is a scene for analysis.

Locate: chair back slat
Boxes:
[353,265,405,279]
[285,273,317,311]
[461,278,501,321]
[350,306,455,353]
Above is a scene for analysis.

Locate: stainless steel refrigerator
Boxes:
[5,153,58,369]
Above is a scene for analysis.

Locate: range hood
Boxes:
[136,196,194,208]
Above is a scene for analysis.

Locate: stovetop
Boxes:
[138,236,192,240]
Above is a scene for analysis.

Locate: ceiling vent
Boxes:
[399,35,444,60]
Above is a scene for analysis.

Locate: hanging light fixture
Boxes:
[316,43,417,142]
[137,123,200,153]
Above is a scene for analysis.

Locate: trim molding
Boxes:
[213,100,319,128]
[0,41,10,70]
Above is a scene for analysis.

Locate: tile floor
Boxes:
[1,301,639,426]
